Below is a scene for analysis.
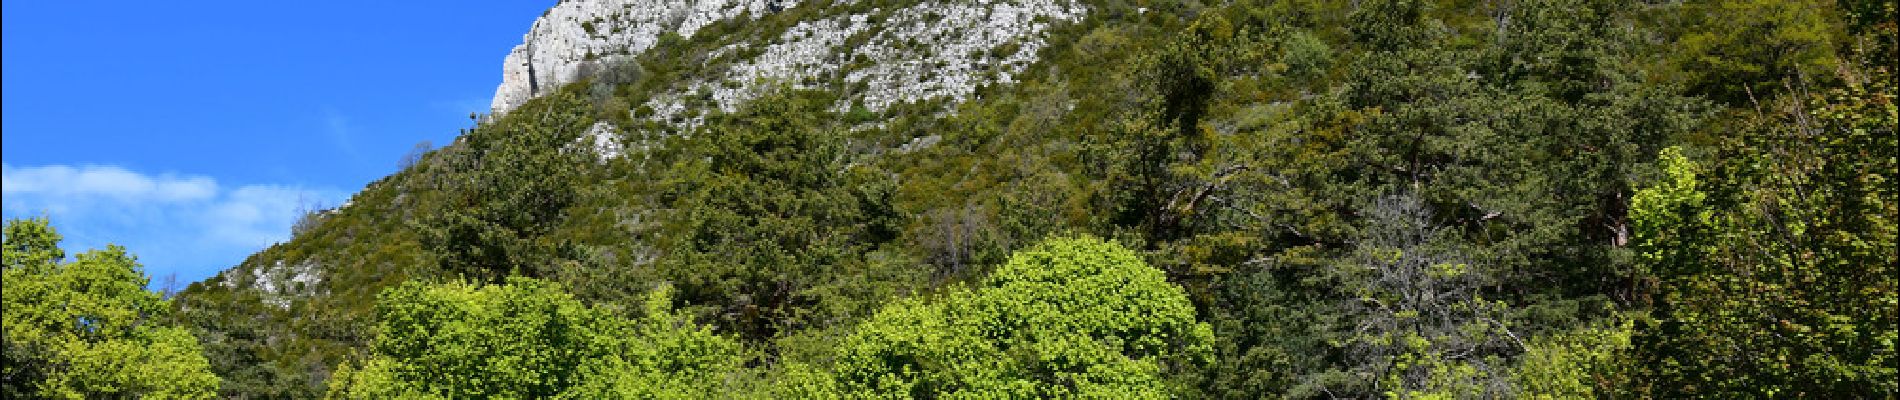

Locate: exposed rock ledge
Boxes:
[491,0,794,113]
[493,0,1086,131]
[648,0,1087,127]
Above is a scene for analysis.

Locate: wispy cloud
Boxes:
[2,163,344,284]
[323,107,364,164]
[1,164,216,205]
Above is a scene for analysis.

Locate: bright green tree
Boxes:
[1631,53,1897,395]
[1,217,220,399]
[828,236,1214,398]
[1509,316,1637,399]
[326,278,746,399]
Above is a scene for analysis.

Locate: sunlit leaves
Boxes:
[2,218,219,399]
[325,278,745,399]
[832,237,1214,398]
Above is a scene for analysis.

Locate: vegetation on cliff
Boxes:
[4,0,1892,397]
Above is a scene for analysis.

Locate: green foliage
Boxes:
[2,216,64,269]
[1279,30,1331,81]
[171,79,600,399]
[1172,0,1709,396]
[1347,0,1428,51]
[2,217,219,399]
[1338,195,1519,398]
[1191,262,1340,398]
[1631,49,1898,396]
[1670,0,1843,105]
[325,278,746,398]
[829,236,1214,398]
[1511,316,1636,399]
[169,0,1897,397]
[418,85,597,282]
[1316,0,1711,319]
[1630,147,1712,280]
[636,87,921,341]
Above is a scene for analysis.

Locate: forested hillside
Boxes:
[4,0,1895,398]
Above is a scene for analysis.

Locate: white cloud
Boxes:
[206,185,320,248]
[2,163,344,283]
[2,163,217,204]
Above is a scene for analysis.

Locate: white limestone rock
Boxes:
[221,259,325,309]
[491,0,796,113]
[585,121,625,160]
[647,0,1086,127]
[844,0,1085,110]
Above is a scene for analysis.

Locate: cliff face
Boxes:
[646,0,1086,126]
[491,0,1086,122]
[490,0,794,113]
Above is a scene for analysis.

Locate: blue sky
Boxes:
[3,1,555,286]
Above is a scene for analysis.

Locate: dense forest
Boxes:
[4,0,1896,398]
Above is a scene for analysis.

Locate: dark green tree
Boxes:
[1343,0,1705,298]
[417,86,596,282]
[637,87,917,342]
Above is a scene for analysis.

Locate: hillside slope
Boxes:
[174,0,1897,397]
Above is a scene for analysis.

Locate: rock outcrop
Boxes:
[491,0,795,113]
[647,0,1087,127]
[220,259,324,309]
[492,0,1087,122]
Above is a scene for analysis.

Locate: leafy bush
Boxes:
[325,278,745,398]
[830,236,1214,398]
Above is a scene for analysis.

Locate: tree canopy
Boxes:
[325,278,746,399]
[830,236,1214,398]
[2,217,220,399]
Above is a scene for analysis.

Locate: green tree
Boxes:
[1631,39,1897,393]
[1669,0,1843,105]
[1100,10,1278,246]
[637,87,917,342]
[1180,0,1709,395]
[1340,0,1706,299]
[1510,316,1637,399]
[326,278,746,398]
[1322,195,1522,398]
[829,236,1214,398]
[418,85,596,282]
[2,217,220,399]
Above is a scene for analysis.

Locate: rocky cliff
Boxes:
[490,0,795,113]
[491,0,1086,122]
